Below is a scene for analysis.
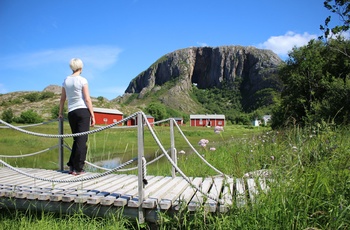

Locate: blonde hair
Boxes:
[69,58,84,72]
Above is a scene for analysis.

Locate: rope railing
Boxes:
[0,119,58,128]
[84,152,166,172]
[0,112,141,138]
[0,145,59,158]
[0,157,137,183]
[172,119,229,178]
[141,113,220,202]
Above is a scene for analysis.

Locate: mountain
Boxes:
[116,45,283,113]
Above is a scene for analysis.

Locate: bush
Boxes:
[51,105,67,119]
[24,92,41,102]
[14,109,43,124]
[39,92,54,100]
[1,108,14,123]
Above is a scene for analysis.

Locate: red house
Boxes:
[173,117,184,126]
[126,115,155,127]
[190,114,225,127]
[93,108,123,125]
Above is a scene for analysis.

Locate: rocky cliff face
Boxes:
[121,46,283,112]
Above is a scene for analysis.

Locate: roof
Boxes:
[93,107,123,115]
[190,114,225,119]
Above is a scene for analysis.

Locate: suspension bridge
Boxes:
[0,111,271,224]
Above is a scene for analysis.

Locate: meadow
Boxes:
[0,120,349,229]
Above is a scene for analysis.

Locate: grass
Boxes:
[0,121,349,229]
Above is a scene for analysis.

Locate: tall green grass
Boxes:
[0,122,349,229]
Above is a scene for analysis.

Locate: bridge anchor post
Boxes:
[137,112,145,224]
[58,117,64,171]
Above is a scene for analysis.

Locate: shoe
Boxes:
[68,166,74,174]
[72,170,85,176]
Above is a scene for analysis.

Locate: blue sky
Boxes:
[0,0,341,100]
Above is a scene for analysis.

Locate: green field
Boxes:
[0,121,349,229]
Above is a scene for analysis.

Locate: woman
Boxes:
[59,58,95,176]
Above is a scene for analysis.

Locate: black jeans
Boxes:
[67,108,90,172]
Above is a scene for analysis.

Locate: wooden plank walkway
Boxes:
[0,167,270,223]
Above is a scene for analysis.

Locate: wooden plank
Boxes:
[114,176,162,207]
[85,174,128,192]
[127,176,172,208]
[172,177,202,211]
[246,178,258,204]
[188,177,213,211]
[99,193,120,206]
[86,191,110,205]
[99,175,139,206]
[142,177,185,209]
[204,177,224,212]
[74,191,99,203]
[236,178,246,207]
[85,174,135,205]
[219,177,234,212]
[50,188,77,202]
[258,177,270,193]
[159,178,191,210]
[62,190,89,202]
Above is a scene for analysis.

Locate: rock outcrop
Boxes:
[121,46,283,112]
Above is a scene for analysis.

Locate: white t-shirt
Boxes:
[62,75,88,112]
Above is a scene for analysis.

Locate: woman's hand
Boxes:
[90,117,95,127]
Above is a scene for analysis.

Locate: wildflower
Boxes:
[209,147,216,151]
[214,126,224,134]
[198,139,209,147]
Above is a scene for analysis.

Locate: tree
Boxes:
[272,39,350,128]
[145,103,168,121]
[320,0,350,41]
[320,0,350,59]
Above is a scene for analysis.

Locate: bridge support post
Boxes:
[170,118,177,178]
[137,112,145,224]
[58,117,64,172]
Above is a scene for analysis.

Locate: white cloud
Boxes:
[197,42,208,47]
[0,45,122,70]
[259,31,317,57]
[0,84,8,94]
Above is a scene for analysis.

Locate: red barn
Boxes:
[173,117,183,126]
[190,114,225,127]
[126,115,154,127]
[93,108,123,125]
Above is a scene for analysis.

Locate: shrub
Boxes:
[51,105,67,119]
[1,108,14,123]
[14,109,43,124]
[39,91,54,100]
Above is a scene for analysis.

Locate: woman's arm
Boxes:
[82,84,95,126]
[58,87,66,119]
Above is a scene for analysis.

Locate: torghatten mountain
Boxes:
[116,45,283,113]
